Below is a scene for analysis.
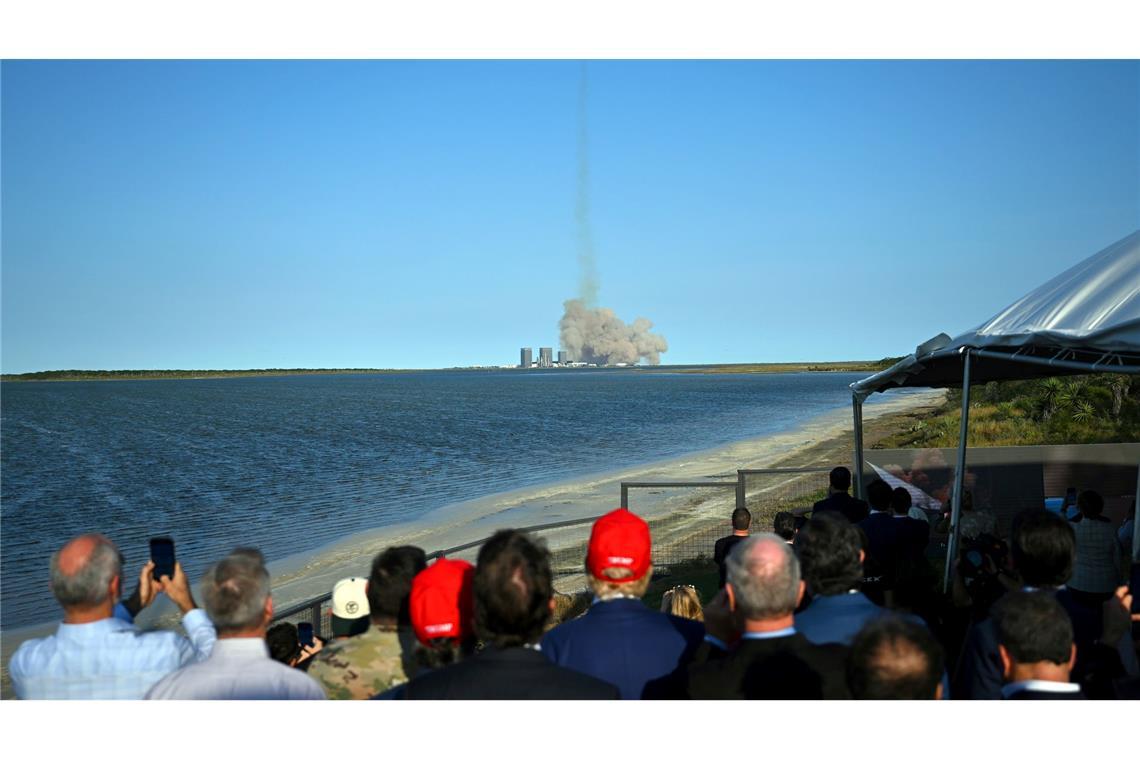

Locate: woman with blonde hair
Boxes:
[661,584,704,621]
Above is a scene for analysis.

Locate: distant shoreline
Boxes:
[0,360,899,383]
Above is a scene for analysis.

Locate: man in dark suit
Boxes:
[954,508,1134,699]
[542,508,705,699]
[812,466,869,524]
[795,512,914,644]
[993,590,1083,699]
[713,507,751,587]
[847,615,944,699]
[403,530,618,699]
[857,479,908,602]
[687,534,850,699]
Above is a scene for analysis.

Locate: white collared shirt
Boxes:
[742,626,796,641]
[1001,680,1081,698]
[145,637,326,700]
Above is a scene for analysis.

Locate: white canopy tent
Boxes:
[850,229,1140,589]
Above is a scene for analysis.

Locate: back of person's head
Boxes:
[201,554,272,635]
[660,585,704,621]
[229,546,266,565]
[585,509,653,599]
[50,534,123,609]
[847,615,944,699]
[773,512,796,541]
[1077,490,1104,518]
[866,479,892,511]
[797,512,863,596]
[1010,508,1075,587]
[891,487,912,516]
[474,529,553,648]
[725,534,801,621]
[266,622,300,665]
[992,591,1074,669]
[368,545,427,625]
[731,507,752,531]
[829,466,852,492]
[410,557,476,668]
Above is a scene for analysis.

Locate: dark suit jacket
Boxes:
[687,633,850,699]
[812,493,869,524]
[1007,688,1085,701]
[402,645,620,699]
[858,513,928,587]
[953,587,1119,700]
[1004,687,1086,700]
[714,534,749,586]
[542,598,705,699]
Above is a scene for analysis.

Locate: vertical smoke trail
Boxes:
[558,62,669,366]
[576,62,599,306]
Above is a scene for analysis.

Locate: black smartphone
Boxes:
[150,537,176,581]
[298,622,314,647]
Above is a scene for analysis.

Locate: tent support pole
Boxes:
[852,393,865,500]
[944,349,972,593]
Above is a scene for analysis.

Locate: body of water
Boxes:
[1,369,913,629]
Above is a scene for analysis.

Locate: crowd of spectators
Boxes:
[8,467,1138,700]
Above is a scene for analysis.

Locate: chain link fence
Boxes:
[270,467,841,633]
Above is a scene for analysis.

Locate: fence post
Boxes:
[310,601,322,634]
[735,478,745,512]
[620,483,629,509]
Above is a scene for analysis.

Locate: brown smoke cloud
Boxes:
[559,299,669,365]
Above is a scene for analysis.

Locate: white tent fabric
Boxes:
[853,229,1140,398]
[847,229,1140,580]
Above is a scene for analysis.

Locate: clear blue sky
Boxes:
[2,60,1137,372]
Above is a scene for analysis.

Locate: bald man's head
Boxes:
[50,534,122,609]
[725,534,801,621]
[848,616,944,699]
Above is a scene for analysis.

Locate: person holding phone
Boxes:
[9,533,217,699]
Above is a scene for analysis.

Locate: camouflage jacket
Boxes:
[306,625,418,699]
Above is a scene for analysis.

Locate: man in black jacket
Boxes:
[403,529,618,700]
[993,590,1084,699]
[812,466,869,524]
[954,508,1134,699]
[713,507,752,587]
[687,534,850,699]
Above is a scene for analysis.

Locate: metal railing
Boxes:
[271,466,840,636]
[271,515,601,638]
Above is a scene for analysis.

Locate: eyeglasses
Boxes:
[668,584,697,592]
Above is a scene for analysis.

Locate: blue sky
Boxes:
[2,60,1137,371]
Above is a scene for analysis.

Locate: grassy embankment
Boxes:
[874,374,1140,449]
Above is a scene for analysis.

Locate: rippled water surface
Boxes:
[2,370,903,629]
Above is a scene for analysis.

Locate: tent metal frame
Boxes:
[851,345,1140,592]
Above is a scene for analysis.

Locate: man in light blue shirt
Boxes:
[9,533,215,699]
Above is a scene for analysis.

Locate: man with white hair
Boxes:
[9,533,215,699]
[146,553,325,699]
[687,534,850,699]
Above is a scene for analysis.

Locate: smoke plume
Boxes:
[558,63,669,366]
[559,299,669,366]
[576,64,599,306]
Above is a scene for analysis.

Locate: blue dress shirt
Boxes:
[9,603,216,699]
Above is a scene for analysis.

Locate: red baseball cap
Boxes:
[586,509,652,583]
[410,557,474,645]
